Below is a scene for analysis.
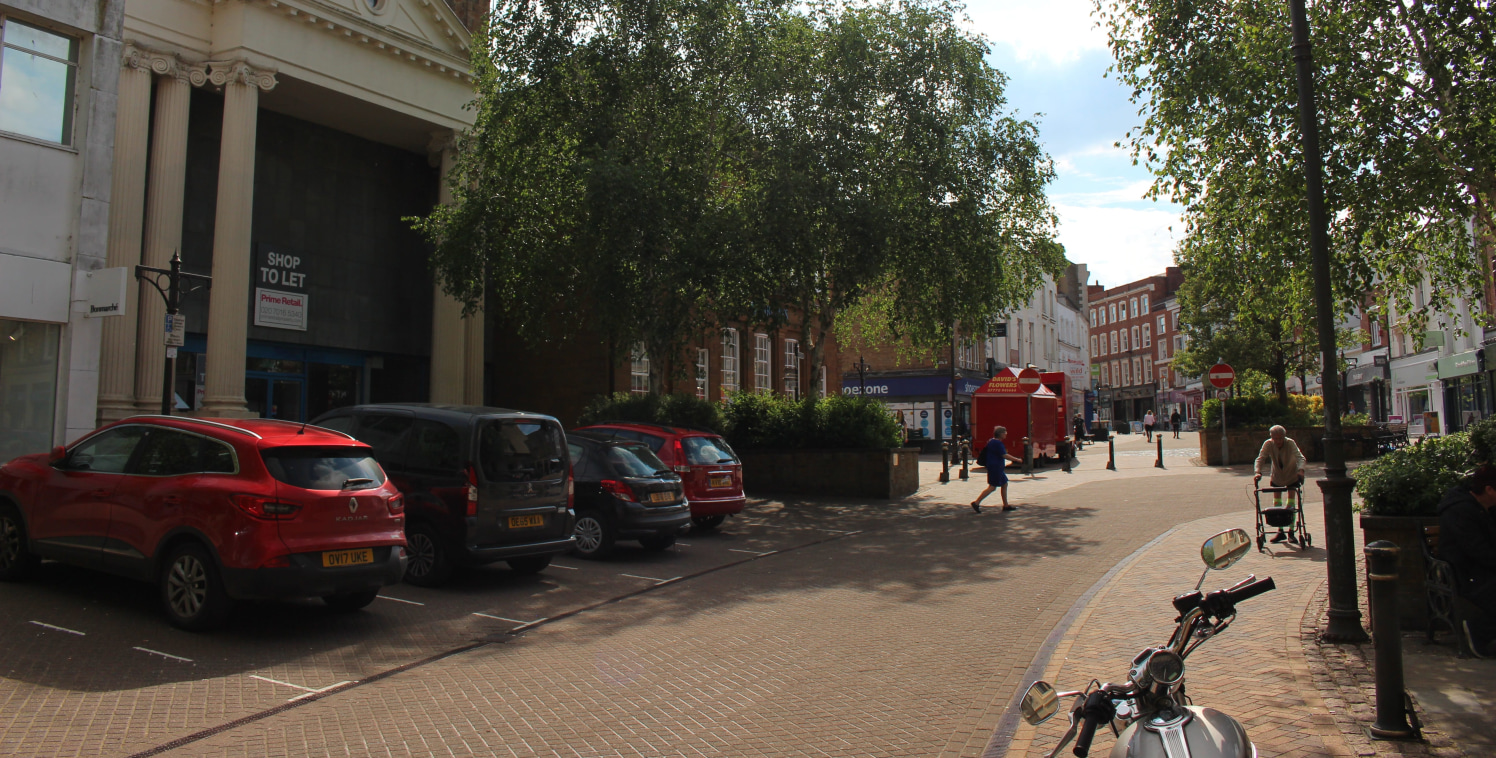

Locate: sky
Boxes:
[960,0,1184,290]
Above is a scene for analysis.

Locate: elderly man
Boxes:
[1254,425,1306,543]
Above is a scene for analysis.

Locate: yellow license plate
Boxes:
[322,548,373,568]
[709,475,731,488]
[508,514,545,528]
[649,491,676,504]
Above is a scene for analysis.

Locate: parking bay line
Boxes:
[548,563,579,570]
[376,595,425,606]
[135,647,192,663]
[472,613,545,625]
[620,573,680,585]
[728,549,773,556]
[29,620,85,636]
[250,675,354,701]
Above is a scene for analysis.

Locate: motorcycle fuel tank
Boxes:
[1110,706,1255,758]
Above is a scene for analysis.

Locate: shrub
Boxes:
[1200,394,1327,430]
[1467,416,1496,467]
[1355,432,1471,516]
[720,391,902,450]
[1342,412,1370,427]
[1285,394,1324,427]
[577,392,725,433]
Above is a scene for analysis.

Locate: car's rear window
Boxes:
[606,442,669,478]
[479,419,567,482]
[681,436,739,465]
[261,446,386,490]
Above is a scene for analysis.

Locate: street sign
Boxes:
[164,313,186,347]
[1017,367,1042,394]
[1208,363,1235,389]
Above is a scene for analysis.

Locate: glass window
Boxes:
[696,348,709,399]
[681,436,739,465]
[1090,335,1097,356]
[0,318,60,462]
[630,344,649,394]
[261,446,386,490]
[783,339,799,398]
[1109,304,1117,323]
[1090,309,1097,327]
[1120,330,1129,352]
[754,334,771,390]
[405,420,460,472]
[1121,360,1131,385]
[133,429,236,476]
[567,441,604,481]
[721,329,739,392]
[1131,326,1140,350]
[604,441,668,478]
[67,425,148,473]
[1144,359,1153,383]
[1129,298,1138,319]
[478,419,566,482]
[308,363,360,420]
[1140,294,1149,314]
[634,433,665,453]
[354,414,413,465]
[0,18,78,144]
[1101,364,1109,385]
[1133,358,1142,385]
[1142,323,1151,347]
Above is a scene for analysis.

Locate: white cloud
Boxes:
[1055,204,1181,287]
[962,0,1108,66]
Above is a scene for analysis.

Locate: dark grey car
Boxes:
[311,404,575,585]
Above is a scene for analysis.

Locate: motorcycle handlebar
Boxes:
[1071,691,1115,758]
[1174,577,1276,618]
[1225,576,1276,606]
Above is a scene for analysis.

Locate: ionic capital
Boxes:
[208,59,279,92]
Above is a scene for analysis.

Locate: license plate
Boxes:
[709,475,732,488]
[508,514,545,529]
[649,491,676,504]
[322,548,373,568]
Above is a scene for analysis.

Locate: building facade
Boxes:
[1086,267,1183,428]
[0,0,125,461]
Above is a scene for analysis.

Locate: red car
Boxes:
[571,423,745,529]
[0,416,407,630]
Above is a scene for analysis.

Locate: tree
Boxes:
[1096,0,1493,338]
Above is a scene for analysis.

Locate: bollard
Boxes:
[1061,439,1072,473]
[1106,436,1116,471]
[940,442,950,484]
[1155,435,1165,469]
[959,438,970,480]
[1365,540,1418,740]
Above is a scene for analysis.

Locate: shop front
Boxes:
[1390,356,1441,436]
[1345,360,1391,422]
[842,370,987,450]
[1439,349,1487,433]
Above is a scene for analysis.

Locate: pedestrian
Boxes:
[1170,409,1181,439]
[1254,425,1306,544]
[1437,464,1496,657]
[1072,412,1087,450]
[1143,409,1156,442]
[971,426,1022,514]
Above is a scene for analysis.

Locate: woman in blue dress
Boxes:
[972,426,1022,513]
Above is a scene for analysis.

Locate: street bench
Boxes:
[1422,525,1484,658]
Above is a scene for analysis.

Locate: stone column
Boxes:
[96,44,154,423]
[201,60,276,418]
[133,57,203,411]
[463,297,484,405]
[429,136,466,404]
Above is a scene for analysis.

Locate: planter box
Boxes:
[1198,427,1376,466]
[738,447,920,499]
[1359,514,1440,632]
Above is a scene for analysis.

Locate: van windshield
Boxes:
[478,419,567,482]
[681,436,739,465]
[261,447,386,490]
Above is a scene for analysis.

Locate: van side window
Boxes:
[406,420,460,473]
[356,414,414,466]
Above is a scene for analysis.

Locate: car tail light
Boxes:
[672,440,690,474]
[388,493,405,514]
[259,554,291,568]
[465,463,479,517]
[600,479,636,502]
[567,476,575,510]
[232,494,302,520]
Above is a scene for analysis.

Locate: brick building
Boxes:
[1087,267,1183,427]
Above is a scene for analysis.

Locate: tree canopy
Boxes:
[1097,0,1494,372]
[413,0,1061,387]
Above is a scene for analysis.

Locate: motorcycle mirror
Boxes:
[1200,528,1252,571]
[1019,680,1060,726]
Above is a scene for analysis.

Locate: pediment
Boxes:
[268,0,471,66]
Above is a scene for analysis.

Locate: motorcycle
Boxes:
[1017,528,1275,758]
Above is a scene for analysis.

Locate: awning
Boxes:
[1346,364,1387,387]
[1390,358,1438,391]
[1438,350,1480,379]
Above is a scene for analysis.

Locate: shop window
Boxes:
[753,334,771,390]
[783,339,800,398]
[630,344,649,394]
[721,329,739,392]
[0,18,78,145]
[696,348,709,399]
[0,319,60,462]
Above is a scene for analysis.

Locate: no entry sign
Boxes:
[1208,363,1236,389]
[1017,367,1043,394]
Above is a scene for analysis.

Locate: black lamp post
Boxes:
[136,252,211,416]
[854,356,871,396]
[1288,0,1367,642]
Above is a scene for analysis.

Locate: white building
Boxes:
[0,0,125,461]
[985,263,1089,423]
[1385,280,1485,436]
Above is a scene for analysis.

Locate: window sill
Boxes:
[0,129,77,154]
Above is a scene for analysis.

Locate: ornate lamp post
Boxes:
[854,356,871,397]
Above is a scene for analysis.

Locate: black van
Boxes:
[311,404,575,586]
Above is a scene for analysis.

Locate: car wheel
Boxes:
[160,542,233,631]
[691,514,726,531]
[0,505,39,581]
[571,511,614,559]
[507,555,552,575]
[403,524,454,587]
[639,534,676,551]
[323,588,380,613]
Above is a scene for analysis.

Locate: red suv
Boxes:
[571,423,744,529]
[0,416,407,630]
